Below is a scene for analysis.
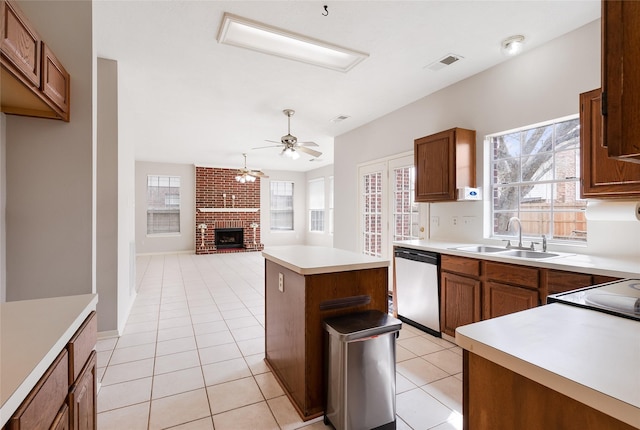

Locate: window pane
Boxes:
[270,181,294,230]
[147,175,180,234]
[490,116,585,243]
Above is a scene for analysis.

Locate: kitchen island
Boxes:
[1,294,99,428]
[456,303,640,429]
[262,246,389,421]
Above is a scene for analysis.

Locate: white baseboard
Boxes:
[98,330,120,339]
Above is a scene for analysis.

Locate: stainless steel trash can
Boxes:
[323,310,402,430]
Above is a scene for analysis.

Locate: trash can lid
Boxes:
[323,310,402,342]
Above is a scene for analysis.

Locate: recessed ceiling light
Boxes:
[217,13,369,72]
[501,35,525,56]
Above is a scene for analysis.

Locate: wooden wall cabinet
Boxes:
[602,1,640,163]
[580,88,640,198]
[414,128,476,202]
[0,0,70,121]
[5,312,97,430]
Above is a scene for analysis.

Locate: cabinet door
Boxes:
[602,1,640,162]
[69,351,96,430]
[0,0,41,87]
[580,88,640,197]
[483,281,538,320]
[440,272,481,337]
[415,130,455,202]
[41,42,70,120]
[51,403,70,430]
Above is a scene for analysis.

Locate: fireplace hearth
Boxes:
[215,228,244,249]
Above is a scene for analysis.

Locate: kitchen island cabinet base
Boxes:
[264,259,388,421]
[463,350,637,430]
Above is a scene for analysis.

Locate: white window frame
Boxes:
[147,175,181,235]
[270,181,294,231]
[487,114,586,244]
[308,178,325,233]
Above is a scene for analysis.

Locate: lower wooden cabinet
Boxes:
[69,351,97,430]
[5,312,97,430]
[483,281,539,320]
[440,272,481,337]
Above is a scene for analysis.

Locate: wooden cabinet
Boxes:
[464,351,638,430]
[69,351,97,430]
[540,269,620,303]
[441,271,481,337]
[483,281,538,319]
[602,1,640,162]
[580,88,640,198]
[0,0,70,121]
[5,312,97,430]
[7,349,69,430]
[264,260,388,420]
[483,261,539,320]
[440,256,542,335]
[414,128,476,202]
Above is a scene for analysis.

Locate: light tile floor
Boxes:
[96,252,463,430]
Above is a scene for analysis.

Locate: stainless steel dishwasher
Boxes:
[394,247,441,337]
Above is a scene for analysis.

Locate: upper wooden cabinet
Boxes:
[414,127,476,202]
[580,88,640,198]
[0,0,70,121]
[602,0,640,162]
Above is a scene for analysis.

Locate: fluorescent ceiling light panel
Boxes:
[217,13,369,72]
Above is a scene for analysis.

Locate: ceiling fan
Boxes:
[254,109,322,160]
[235,153,268,183]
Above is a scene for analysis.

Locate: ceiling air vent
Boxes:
[330,115,350,123]
[425,53,464,71]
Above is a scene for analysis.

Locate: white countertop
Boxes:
[262,245,389,275]
[0,294,98,427]
[456,303,640,428]
[394,239,640,278]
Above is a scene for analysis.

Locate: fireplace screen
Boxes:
[215,228,244,249]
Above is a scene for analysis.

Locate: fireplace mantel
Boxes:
[198,208,259,213]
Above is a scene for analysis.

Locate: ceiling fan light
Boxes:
[291,150,300,160]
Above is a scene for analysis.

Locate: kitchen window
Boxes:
[270,181,294,231]
[489,115,587,243]
[309,178,325,232]
[147,175,181,234]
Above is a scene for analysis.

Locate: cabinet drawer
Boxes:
[485,261,538,289]
[441,255,481,277]
[68,311,97,385]
[546,270,592,294]
[8,349,68,430]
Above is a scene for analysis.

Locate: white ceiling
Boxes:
[94,0,600,173]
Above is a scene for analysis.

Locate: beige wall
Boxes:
[6,0,94,300]
[333,20,631,256]
[1,114,6,303]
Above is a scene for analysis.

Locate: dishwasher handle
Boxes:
[394,248,439,265]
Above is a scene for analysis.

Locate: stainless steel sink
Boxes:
[499,250,560,259]
[452,245,507,253]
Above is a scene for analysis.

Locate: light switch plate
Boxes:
[278,273,284,292]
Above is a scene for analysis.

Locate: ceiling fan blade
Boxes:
[297,146,322,158]
[265,139,284,144]
[252,144,282,150]
[298,141,319,147]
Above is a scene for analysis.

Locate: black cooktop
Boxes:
[547,279,640,322]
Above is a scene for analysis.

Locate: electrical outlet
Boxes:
[452,216,458,226]
[431,216,440,227]
[278,273,284,292]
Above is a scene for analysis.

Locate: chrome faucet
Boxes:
[507,216,524,249]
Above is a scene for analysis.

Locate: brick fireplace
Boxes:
[195,166,263,254]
